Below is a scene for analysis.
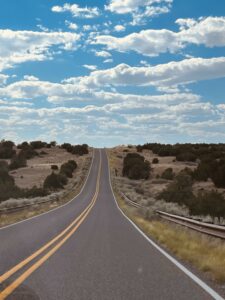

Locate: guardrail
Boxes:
[120,192,225,240]
[120,192,143,208]
[0,195,59,214]
[156,210,225,240]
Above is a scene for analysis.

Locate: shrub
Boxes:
[43,172,68,190]
[9,152,27,170]
[152,158,159,164]
[123,153,150,180]
[60,160,77,178]
[176,152,197,162]
[158,174,194,207]
[161,168,174,180]
[51,165,58,170]
[61,143,88,156]
[190,190,225,222]
[0,161,14,185]
[24,186,48,198]
[0,140,16,159]
[211,163,225,188]
[61,143,73,152]
[17,142,38,159]
[0,183,23,202]
[194,159,225,187]
[71,144,88,156]
[30,141,47,149]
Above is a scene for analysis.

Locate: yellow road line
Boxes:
[0,152,101,299]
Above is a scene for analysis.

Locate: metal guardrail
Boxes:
[156,210,225,240]
[120,192,225,240]
[120,192,143,208]
[0,196,59,214]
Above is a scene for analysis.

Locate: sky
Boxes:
[0,0,225,147]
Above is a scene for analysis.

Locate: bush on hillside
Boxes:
[123,153,151,180]
[9,152,27,170]
[61,143,89,156]
[152,158,159,164]
[51,165,58,170]
[60,160,77,178]
[30,141,47,149]
[161,168,174,180]
[190,190,225,222]
[158,174,194,207]
[0,140,16,159]
[43,172,68,190]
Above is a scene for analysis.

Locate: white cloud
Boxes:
[105,0,173,24]
[103,58,113,63]
[114,25,125,32]
[52,3,100,18]
[0,74,9,85]
[94,17,225,56]
[94,50,112,57]
[83,64,97,70]
[36,24,49,32]
[0,29,80,71]
[23,75,39,81]
[0,75,200,105]
[65,21,78,30]
[0,87,224,145]
[67,57,225,89]
[83,25,92,31]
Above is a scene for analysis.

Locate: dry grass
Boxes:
[115,190,225,284]
[132,216,225,283]
[108,150,225,285]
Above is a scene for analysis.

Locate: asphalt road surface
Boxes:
[0,149,223,300]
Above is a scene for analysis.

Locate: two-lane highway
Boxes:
[0,149,223,299]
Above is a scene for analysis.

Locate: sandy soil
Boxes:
[9,147,92,189]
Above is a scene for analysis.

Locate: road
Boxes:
[0,149,223,300]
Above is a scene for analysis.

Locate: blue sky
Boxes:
[0,0,225,146]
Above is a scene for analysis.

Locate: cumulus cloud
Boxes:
[94,50,112,57]
[23,75,39,81]
[52,3,100,18]
[114,25,125,32]
[0,29,80,71]
[0,74,9,85]
[94,17,225,56]
[65,57,225,89]
[105,0,172,24]
[83,64,97,70]
[65,21,78,30]
[0,88,224,144]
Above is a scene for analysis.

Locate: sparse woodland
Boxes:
[111,143,225,224]
[0,140,89,204]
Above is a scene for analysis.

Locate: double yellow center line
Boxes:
[0,151,101,299]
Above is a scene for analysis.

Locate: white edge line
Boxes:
[0,149,96,231]
[105,150,224,300]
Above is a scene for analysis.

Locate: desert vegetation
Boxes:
[109,143,225,224]
[0,140,90,206]
[61,143,89,156]
[122,153,151,180]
